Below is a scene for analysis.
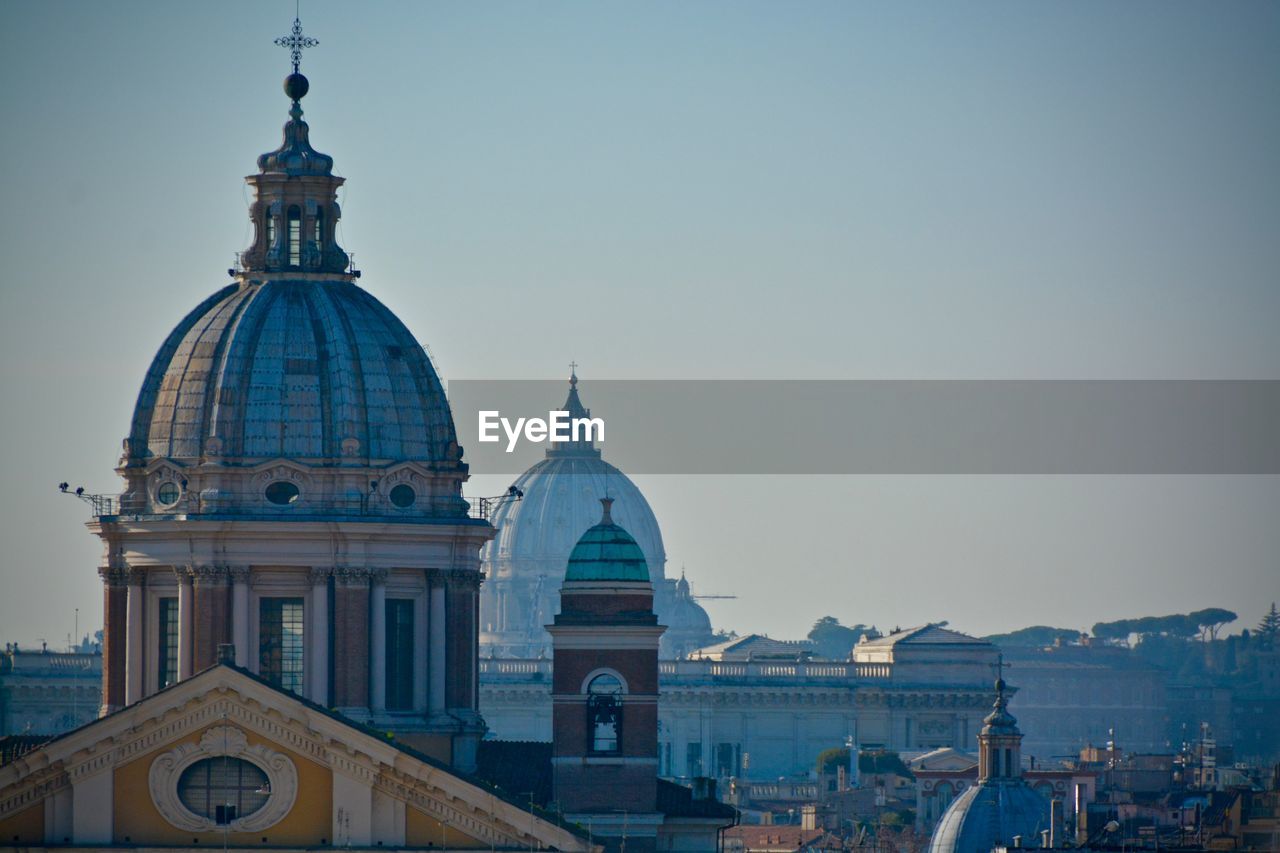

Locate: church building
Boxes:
[0,17,715,851]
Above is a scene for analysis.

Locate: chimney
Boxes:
[692,777,717,801]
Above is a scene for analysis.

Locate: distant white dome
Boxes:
[484,453,666,583]
[479,375,714,658]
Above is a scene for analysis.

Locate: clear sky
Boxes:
[1,1,1277,647]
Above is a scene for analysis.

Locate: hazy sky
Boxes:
[1,1,1277,647]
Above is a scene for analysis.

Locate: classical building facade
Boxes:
[0,664,589,850]
[482,624,1002,782]
[999,645,1169,759]
[479,374,715,660]
[0,648,101,737]
[86,56,491,770]
[548,498,736,851]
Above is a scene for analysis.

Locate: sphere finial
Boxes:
[284,72,309,101]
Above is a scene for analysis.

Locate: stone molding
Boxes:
[333,566,371,587]
[99,566,130,587]
[0,673,586,851]
[307,566,333,585]
[227,565,252,584]
[148,724,298,832]
[428,568,483,590]
[190,565,231,587]
[368,567,389,585]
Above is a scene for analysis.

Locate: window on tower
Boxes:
[265,210,276,249]
[385,598,414,711]
[259,598,304,694]
[586,673,623,754]
[287,206,301,267]
[158,597,178,688]
[313,208,323,245]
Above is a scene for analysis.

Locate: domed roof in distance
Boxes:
[126,279,457,465]
[928,780,1051,853]
[484,453,666,581]
[565,499,651,582]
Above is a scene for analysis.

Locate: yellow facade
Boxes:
[0,802,44,844]
[112,724,332,847]
[405,804,487,849]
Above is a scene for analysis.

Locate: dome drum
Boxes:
[116,458,477,521]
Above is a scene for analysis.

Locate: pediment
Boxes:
[0,666,589,851]
[248,459,315,485]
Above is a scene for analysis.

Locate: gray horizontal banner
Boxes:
[446,380,1280,476]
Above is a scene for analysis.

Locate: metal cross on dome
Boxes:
[275,17,318,73]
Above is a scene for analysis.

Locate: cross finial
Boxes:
[990,653,1006,689]
[569,361,578,385]
[275,17,318,74]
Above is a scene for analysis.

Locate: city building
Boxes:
[0,660,589,849]
[482,624,1003,781]
[928,666,1058,853]
[0,20,716,850]
[86,50,489,770]
[546,497,736,851]
[0,646,101,736]
[1000,644,1169,759]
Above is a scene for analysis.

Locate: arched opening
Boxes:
[287,206,301,267]
[586,672,623,754]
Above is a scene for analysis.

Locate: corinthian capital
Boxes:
[190,565,230,586]
[99,565,130,587]
[332,566,371,587]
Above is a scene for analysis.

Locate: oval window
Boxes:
[178,757,269,823]
[156,482,181,506]
[264,481,300,505]
[389,484,416,508]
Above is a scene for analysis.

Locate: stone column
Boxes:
[308,568,331,706]
[369,569,387,715]
[99,566,129,714]
[428,572,446,717]
[413,586,429,713]
[175,567,194,681]
[124,567,146,705]
[191,566,230,671]
[333,568,370,714]
[230,567,250,667]
[444,570,480,713]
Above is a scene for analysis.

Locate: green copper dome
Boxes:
[565,498,651,582]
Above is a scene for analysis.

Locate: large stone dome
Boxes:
[113,80,471,522]
[127,279,456,465]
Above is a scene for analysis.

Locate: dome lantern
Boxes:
[238,15,349,276]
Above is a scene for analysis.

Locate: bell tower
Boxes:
[977,656,1024,782]
[549,498,666,852]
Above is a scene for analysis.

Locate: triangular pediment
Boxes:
[0,665,591,850]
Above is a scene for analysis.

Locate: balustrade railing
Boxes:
[480,657,892,682]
